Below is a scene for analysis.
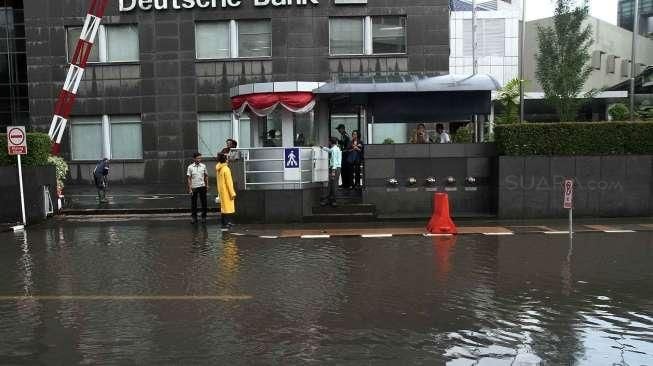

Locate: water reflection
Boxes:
[0,223,651,364]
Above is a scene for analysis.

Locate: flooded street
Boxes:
[0,219,652,365]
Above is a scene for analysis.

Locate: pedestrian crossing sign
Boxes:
[285,148,299,169]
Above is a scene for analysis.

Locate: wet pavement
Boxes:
[0,218,652,365]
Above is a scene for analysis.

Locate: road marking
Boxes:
[544,231,571,235]
[361,234,393,238]
[259,236,279,239]
[12,225,24,232]
[483,232,514,236]
[301,235,331,239]
[230,233,245,236]
[603,230,636,233]
[0,295,252,301]
[423,233,454,237]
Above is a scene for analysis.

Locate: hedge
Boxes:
[0,133,52,166]
[495,122,653,156]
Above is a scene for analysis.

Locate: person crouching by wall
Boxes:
[93,158,110,203]
[216,153,236,230]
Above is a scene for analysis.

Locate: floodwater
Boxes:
[0,220,651,365]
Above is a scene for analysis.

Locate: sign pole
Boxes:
[17,154,26,226]
[563,179,574,238]
[569,206,573,238]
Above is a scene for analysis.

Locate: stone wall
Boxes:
[0,166,57,224]
[498,156,653,219]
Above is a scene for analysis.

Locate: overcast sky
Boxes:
[524,0,618,25]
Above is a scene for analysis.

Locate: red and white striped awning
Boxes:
[231,92,316,117]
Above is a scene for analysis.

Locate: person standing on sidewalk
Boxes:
[320,137,342,207]
[216,153,236,230]
[93,158,110,204]
[336,124,351,188]
[187,152,208,224]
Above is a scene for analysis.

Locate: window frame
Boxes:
[69,115,143,162]
[195,19,272,60]
[329,15,407,56]
[66,24,140,64]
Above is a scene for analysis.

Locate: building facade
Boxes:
[449,0,521,86]
[524,16,653,94]
[24,0,450,184]
[0,0,29,127]
[618,0,653,38]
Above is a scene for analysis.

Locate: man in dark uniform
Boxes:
[93,158,110,203]
[336,124,351,188]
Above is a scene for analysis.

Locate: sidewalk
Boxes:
[62,184,219,214]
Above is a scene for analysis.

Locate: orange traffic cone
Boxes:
[426,193,457,234]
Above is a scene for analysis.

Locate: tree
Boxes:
[535,0,593,122]
[496,78,522,124]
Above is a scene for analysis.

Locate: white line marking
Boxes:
[259,236,279,239]
[483,232,514,236]
[604,230,636,233]
[11,225,25,232]
[301,235,331,239]
[544,231,570,235]
[423,233,454,237]
[361,234,393,238]
[230,233,245,236]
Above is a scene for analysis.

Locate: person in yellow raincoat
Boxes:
[216,153,236,229]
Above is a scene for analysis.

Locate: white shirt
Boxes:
[437,131,451,144]
[187,163,207,188]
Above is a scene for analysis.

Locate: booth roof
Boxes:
[313,74,501,94]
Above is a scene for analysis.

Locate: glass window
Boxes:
[263,110,282,147]
[67,27,99,63]
[71,117,103,161]
[370,123,407,144]
[106,25,139,62]
[238,20,271,58]
[372,16,407,54]
[239,115,251,148]
[110,116,142,159]
[293,112,315,147]
[329,18,364,55]
[198,113,232,157]
[330,114,358,140]
[196,22,230,59]
[463,19,505,57]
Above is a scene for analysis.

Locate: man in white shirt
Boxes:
[320,137,342,207]
[436,123,451,144]
[187,152,209,224]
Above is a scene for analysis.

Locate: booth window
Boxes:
[67,24,139,63]
[195,20,271,59]
[70,115,142,161]
[329,16,406,56]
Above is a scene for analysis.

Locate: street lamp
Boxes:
[631,0,640,123]
[519,0,526,123]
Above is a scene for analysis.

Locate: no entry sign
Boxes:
[7,126,27,155]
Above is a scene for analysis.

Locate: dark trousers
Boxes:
[324,168,341,203]
[191,186,207,218]
[352,162,362,187]
[341,161,352,188]
[221,213,234,227]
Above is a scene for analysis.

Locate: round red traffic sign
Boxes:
[8,128,25,146]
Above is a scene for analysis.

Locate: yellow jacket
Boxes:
[216,163,236,214]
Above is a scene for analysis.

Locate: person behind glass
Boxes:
[216,153,236,230]
[187,152,208,224]
[410,123,431,144]
[346,130,364,189]
[335,124,351,188]
[320,137,342,207]
[93,158,110,203]
[435,123,451,144]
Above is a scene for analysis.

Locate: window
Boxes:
[239,116,251,148]
[329,18,364,55]
[329,16,406,56]
[198,113,232,157]
[370,123,407,144]
[70,115,142,160]
[463,19,505,57]
[372,16,407,54]
[67,24,139,63]
[195,20,271,59]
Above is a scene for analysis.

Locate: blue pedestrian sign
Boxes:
[285,148,300,169]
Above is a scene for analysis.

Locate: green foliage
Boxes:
[608,103,630,121]
[0,133,52,166]
[382,138,395,144]
[496,78,523,124]
[495,122,653,156]
[637,100,653,120]
[535,0,593,122]
[453,126,473,143]
[48,155,69,190]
